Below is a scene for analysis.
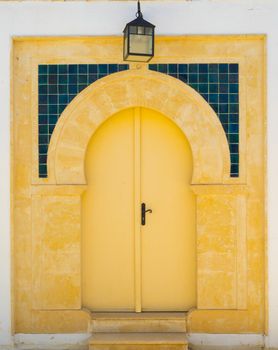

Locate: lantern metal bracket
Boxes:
[136,0,143,18]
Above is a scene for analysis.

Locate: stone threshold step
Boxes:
[89,333,188,350]
[91,312,187,320]
[90,312,187,333]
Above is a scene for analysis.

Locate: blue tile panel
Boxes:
[38,64,129,178]
[149,63,239,177]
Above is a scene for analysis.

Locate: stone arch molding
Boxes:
[48,69,230,185]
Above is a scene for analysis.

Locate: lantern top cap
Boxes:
[125,16,155,28]
[123,0,155,32]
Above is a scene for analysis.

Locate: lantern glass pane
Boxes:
[145,27,153,35]
[137,26,145,34]
[124,34,128,57]
[130,34,152,55]
[129,26,137,34]
[125,54,152,62]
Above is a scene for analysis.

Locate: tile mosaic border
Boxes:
[38,63,239,178]
[38,64,129,177]
[149,63,239,177]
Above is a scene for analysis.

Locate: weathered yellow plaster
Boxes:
[12,36,266,334]
[31,186,86,310]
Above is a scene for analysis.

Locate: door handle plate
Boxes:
[141,203,152,226]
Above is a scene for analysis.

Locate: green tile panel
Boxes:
[38,63,239,178]
[149,63,239,177]
[38,64,129,177]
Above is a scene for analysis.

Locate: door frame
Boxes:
[47,67,247,316]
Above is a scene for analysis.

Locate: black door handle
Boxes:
[141,203,152,225]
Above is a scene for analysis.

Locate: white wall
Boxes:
[0,0,277,348]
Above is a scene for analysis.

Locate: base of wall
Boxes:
[13,334,90,350]
[0,333,265,350]
[188,334,264,350]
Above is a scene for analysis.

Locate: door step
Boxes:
[90,312,187,333]
[89,333,188,350]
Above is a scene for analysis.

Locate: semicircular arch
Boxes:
[47,69,230,184]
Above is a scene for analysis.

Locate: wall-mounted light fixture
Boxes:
[123,0,155,62]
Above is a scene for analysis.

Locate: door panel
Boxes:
[141,108,196,311]
[82,109,135,311]
[82,107,196,311]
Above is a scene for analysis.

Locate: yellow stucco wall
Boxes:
[12,36,266,334]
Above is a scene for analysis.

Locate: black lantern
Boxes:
[123,0,155,62]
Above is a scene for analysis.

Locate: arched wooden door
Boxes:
[82,107,196,312]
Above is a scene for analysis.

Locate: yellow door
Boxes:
[82,107,196,312]
[141,109,196,311]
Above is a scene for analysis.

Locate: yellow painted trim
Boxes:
[263,37,268,335]
[134,107,142,313]
[31,185,87,195]
[236,195,247,309]
[190,184,249,195]
[10,36,15,336]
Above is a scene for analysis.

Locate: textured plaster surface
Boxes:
[12,36,265,336]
